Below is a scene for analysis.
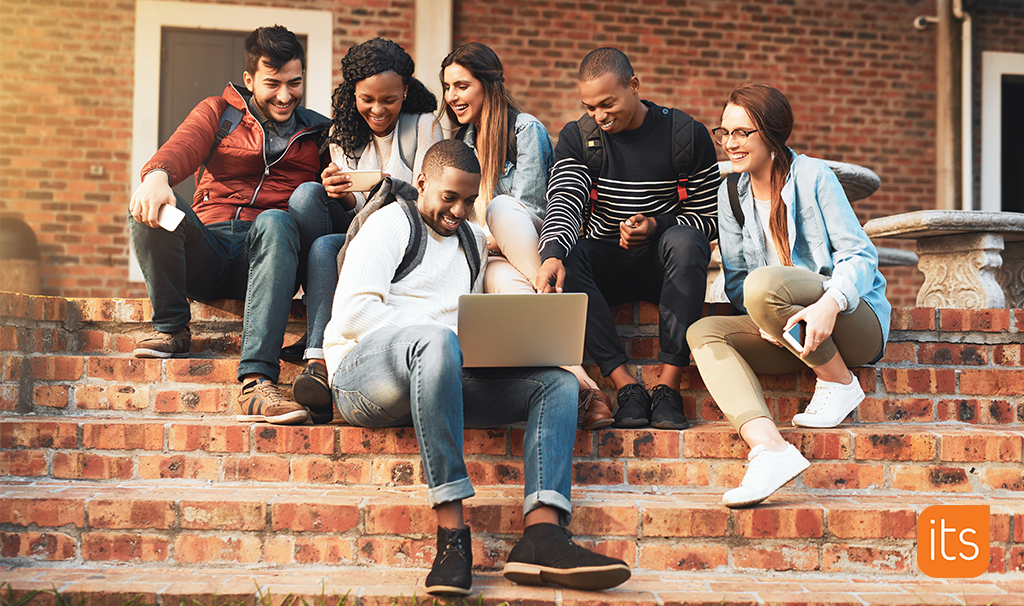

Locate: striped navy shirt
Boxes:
[539,101,720,261]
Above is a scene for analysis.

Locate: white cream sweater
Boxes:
[323,202,487,378]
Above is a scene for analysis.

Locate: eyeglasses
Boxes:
[711,127,758,146]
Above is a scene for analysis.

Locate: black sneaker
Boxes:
[503,523,630,590]
[425,526,472,596]
[650,384,690,430]
[612,383,651,428]
[133,326,191,358]
[293,362,333,423]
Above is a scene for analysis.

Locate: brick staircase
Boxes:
[2,292,1023,605]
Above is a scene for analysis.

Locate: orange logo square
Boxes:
[917,505,990,578]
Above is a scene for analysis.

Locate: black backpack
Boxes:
[195,104,244,184]
[336,177,481,286]
[576,105,695,229]
[454,107,521,166]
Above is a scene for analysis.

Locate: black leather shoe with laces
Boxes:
[424,526,472,596]
[503,523,630,590]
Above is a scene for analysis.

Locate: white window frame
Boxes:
[980,51,1024,211]
[129,1,332,280]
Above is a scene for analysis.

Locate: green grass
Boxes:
[0,583,499,606]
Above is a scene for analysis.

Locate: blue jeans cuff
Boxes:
[428,477,475,508]
[523,489,572,526]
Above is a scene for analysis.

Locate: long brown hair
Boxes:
[726,83,795,266]
[440,43,521,209]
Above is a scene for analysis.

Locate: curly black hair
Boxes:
[326,37,437,159]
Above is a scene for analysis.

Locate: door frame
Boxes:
[981,51,1024,211]
[132,1,332,193]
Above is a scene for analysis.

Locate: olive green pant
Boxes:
[686,266,884,430]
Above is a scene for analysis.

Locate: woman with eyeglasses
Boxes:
[440,42,613,430]
[686,83,889,508]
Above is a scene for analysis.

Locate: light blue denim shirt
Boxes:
[460,111,554,218]
[718,151,890,346]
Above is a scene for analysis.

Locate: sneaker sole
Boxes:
[792,391,865,428]
[235,410,309,425]
[612,416,650,428]
[503,562,631,590]
[293,375,332,408]
[722,456,810,508]
[650,418,690,430]
[133,348,189,359]
[424,584,471,596]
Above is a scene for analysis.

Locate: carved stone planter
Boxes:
[863,210,1024,309]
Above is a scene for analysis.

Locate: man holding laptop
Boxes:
[322,139,630,596]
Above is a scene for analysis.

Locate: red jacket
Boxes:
[141,84,330,224]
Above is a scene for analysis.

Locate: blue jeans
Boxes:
[287,182,353,294]
[331,324,578,524]
[129,194,299,382]
[303,233,346,359]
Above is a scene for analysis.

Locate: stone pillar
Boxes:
[916,233,1005,308]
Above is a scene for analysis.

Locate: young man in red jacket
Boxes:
[129,25,330,425]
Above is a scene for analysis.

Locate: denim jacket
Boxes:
[718,151,890,346]
[460,111,554,218]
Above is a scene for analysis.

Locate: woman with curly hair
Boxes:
[288,38,442,422]
[440,42,613,430]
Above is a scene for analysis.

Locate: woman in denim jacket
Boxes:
[687,83,890,508]
[440,43,613,430]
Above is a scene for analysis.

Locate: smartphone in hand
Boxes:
[157,204,185,231]
[782,321,806,353]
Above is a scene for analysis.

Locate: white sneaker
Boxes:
[791,372,864,428]
[723,444,810,508]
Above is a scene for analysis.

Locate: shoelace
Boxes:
[438,528,467,562]
[804,383,841,415]
[738,447,769,487]
[250,379,286,405]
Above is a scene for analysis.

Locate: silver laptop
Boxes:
[457,293,588,368]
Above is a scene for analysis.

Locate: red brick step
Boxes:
[3,566,1023,606]
[2,481,1022,576]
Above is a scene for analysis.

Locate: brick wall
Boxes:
[453,0,957,307]
[0,0,415,299]
[3,0,1022,308]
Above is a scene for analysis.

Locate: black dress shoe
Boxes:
[279,335,307,362]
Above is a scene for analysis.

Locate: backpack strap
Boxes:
[726,172,744,229]
[396,113,419,171]
[337,177,481,288]
[667,108,695,201]
[196,104,244,184]
[394,196,428,283]
[575,113,604,233]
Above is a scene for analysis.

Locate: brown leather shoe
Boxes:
[578,388,614,430]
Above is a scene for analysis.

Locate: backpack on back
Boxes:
[576,106,695,229]
[336,177,481,287]
[195,104,244,184]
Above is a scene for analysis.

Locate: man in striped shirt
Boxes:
[535,48,720,430]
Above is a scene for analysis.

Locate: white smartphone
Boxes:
[344,169,384,192]
[157,204,185,231]
[782,321,805,353]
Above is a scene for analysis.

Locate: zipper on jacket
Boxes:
[247,112,323,209]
